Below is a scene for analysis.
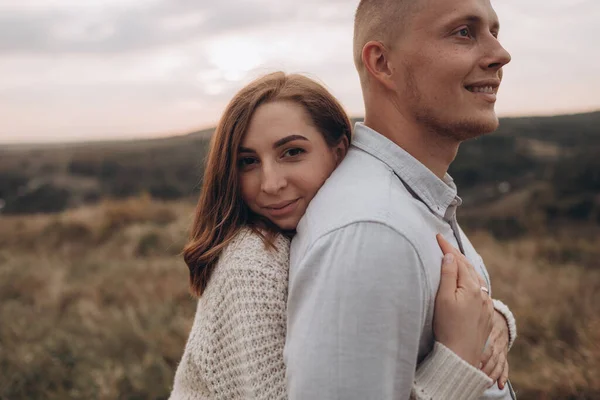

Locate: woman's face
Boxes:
[238,100,346,231]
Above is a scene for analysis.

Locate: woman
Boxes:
[169,72,515,399]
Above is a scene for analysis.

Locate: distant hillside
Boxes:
[1,112,599,236]
[0,127,216,214]
[452,111,600,236]
[497,111,600,147]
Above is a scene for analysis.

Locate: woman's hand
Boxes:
[481,311,510,389]
[433,234,494,368]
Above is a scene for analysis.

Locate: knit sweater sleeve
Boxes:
[169,230,291,400]
[211,237,290,400]
[493,299,518,350]
[411,342,493,400]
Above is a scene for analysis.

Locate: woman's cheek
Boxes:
[239,173,257,205]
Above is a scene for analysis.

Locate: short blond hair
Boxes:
[353,0,420,82]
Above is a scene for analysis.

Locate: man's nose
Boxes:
[261,164,287,194]
[481,36,511,71]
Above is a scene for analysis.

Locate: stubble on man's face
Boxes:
[401,60,500,142]
[387,0,508,143]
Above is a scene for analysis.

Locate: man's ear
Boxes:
[333,135,350,165]
[362,41,396,90]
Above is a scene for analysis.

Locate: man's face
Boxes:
[388,0,511,141]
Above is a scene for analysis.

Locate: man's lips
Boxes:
[464,79,500,95]
[464,79,501,104]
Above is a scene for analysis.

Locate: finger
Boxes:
[455,253,473,290]
[479,283,491,306]
[487,318,501,342]
[484,294,494,324]
[475,269,488,290]
[480,343,493,368]
[482,349,502,378]
[470,265,490,301]
[499,362,509,389]
[439,240,479,286]
[476,275,491,305]
[436,234,456,255]
[481,344,498,376]
[488,354,505,386]
[436,235,467,266]
[438,252,459,295]
[462,257,482,288]
[457,257,479,292]
[436,235,480,291]
[485,297,495,334]
[446,248,479,286]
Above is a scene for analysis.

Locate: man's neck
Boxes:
[363,106,460,180]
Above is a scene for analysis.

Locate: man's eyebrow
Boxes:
[451,14,500,31]
[273,134,309,149]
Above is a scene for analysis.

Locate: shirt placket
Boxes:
[443,197,491,291]
[444,198,517,399]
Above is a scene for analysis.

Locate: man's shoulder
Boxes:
[308,149,399,217]
[299,148,428,239]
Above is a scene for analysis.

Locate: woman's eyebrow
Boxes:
[273,134,309,149]
[239,135,309,153]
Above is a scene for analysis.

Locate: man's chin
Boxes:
[476,113,500,134]
[416,107,499,141]
[451,113,499,141]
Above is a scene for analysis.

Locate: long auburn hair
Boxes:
[183,72,352,296]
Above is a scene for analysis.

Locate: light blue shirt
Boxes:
[285,123,513,399]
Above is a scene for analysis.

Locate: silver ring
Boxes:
[480,286,489,294]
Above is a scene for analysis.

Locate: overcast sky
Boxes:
[1,0,599,144]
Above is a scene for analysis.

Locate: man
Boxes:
[284,0,517,398]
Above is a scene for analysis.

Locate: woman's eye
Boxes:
[239,157,258,168]
[283,148,305,158]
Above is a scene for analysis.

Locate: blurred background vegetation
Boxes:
[1,112,599,399]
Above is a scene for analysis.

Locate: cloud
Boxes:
[0,0,352,55]
[492,0,600,116]
[0,0,599,142]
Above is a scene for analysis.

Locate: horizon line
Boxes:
[1,108,599,147]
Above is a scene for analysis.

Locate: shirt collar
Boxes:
[352,122,460,219]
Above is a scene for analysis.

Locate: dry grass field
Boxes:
[1,195,599,399]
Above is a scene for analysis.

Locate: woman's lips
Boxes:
[263,198,300,218]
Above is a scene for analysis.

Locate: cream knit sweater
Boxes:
[169,228,493,400]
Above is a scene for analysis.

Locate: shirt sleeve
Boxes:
[285,222,427,400]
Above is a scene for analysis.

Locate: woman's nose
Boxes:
[260,164,287,194]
